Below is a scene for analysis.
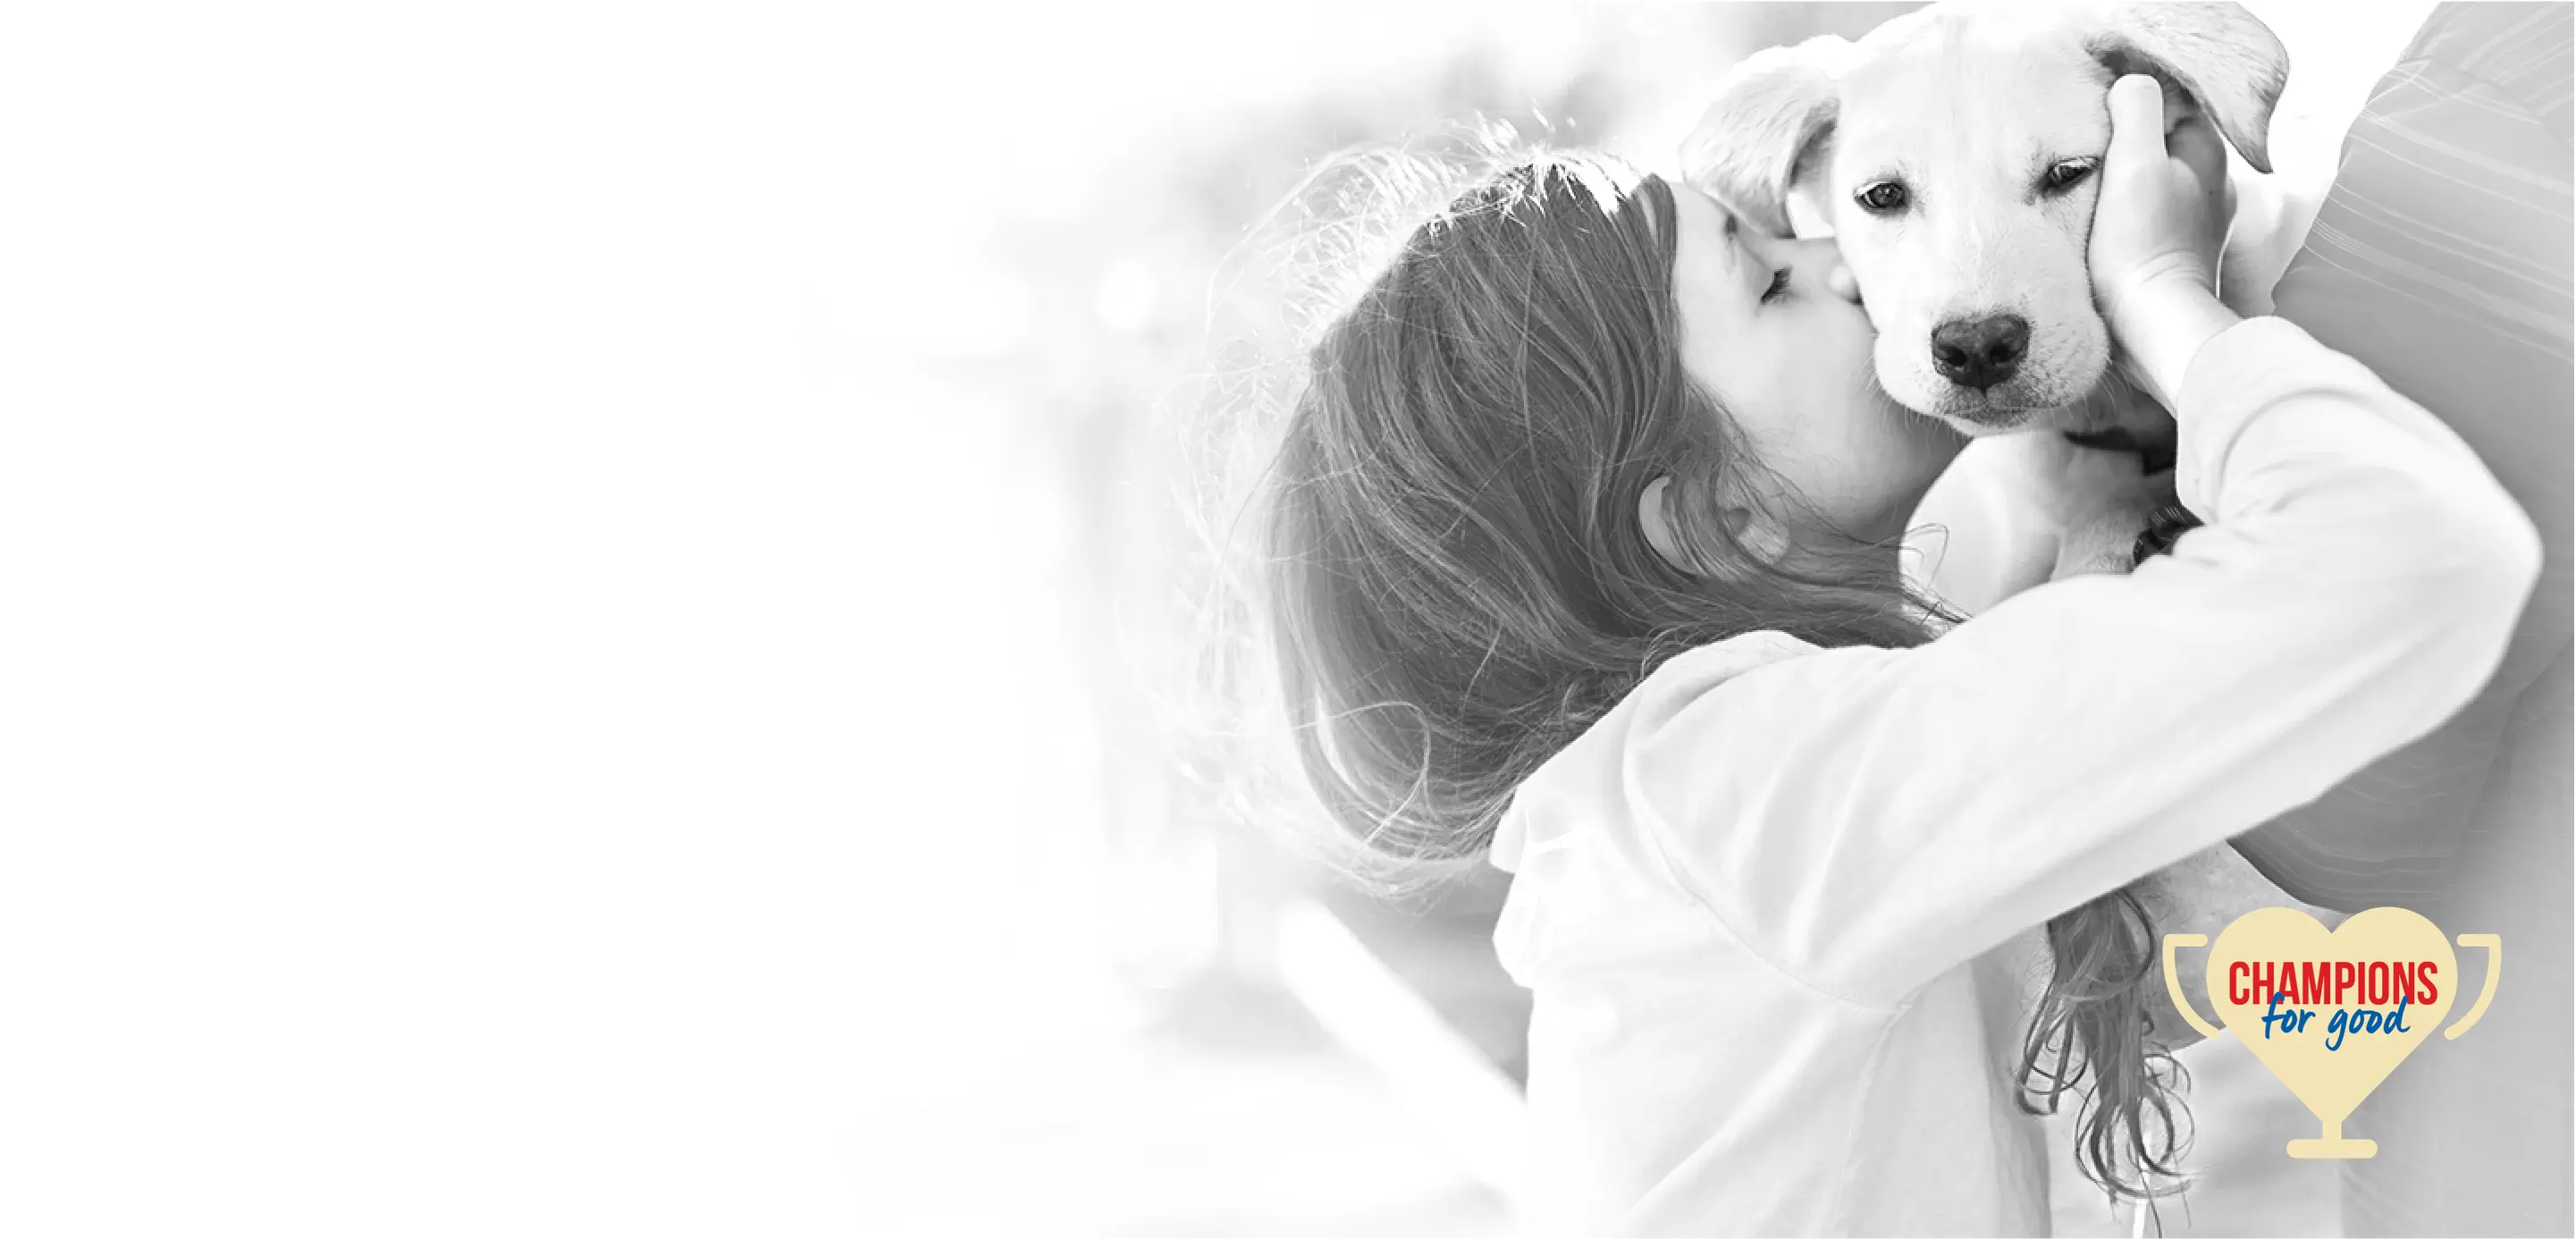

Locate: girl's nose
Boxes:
[1827,262,1862,305]
[1785,235,1864,306]
[1772,234,1855,306]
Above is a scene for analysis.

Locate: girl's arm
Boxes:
[1616,310,2541,1009]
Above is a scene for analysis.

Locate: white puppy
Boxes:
[1682,1,2295,607]
[1683,0,2285,433]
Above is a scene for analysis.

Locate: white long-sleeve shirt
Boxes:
[1484,316,2543,1236]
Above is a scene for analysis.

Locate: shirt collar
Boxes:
[1487,796,1527,873]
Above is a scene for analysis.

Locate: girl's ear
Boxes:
[1639,476,1689,570]
[1640,476,1789,576]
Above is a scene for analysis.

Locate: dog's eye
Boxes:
[1855,181,1908,214]
[2043,159,2099,193]
[1762,268,1791,304]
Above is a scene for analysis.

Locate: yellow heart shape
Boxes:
[2201,906,2454,1157]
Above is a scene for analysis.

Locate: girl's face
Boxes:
[1668,184,1965,547]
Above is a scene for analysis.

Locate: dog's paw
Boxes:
[2130,502,2201,564]
[2049,468,2183,581]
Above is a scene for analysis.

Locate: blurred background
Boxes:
[0,3,2440,1236]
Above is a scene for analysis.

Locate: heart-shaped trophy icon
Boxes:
[2162,906,2501,1159]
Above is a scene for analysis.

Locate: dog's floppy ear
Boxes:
[2081,2,2288,173]
[1680,35,1852,237]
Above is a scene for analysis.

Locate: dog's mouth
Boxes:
[1907,350,2109,433]
[1873,301,2115,431]
[1923,388,2060,433]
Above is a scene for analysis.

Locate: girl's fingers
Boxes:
[2168,114,2228,177]
[2108,74,2167,164]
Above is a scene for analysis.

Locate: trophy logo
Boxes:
[2161,906,2501,1159]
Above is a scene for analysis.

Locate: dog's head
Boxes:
[1681,1,2286,434]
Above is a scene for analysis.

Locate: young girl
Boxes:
[1257,75,2541,1235]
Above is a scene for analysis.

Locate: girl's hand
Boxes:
[2089,75,2234,386]
[2090,73,2230,311]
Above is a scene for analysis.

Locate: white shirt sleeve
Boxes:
[1624,316,2544,1008]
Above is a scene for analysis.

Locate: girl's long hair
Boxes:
[1251,148,2185,1207]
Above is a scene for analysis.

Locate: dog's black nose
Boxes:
[1930,314,2030,392]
